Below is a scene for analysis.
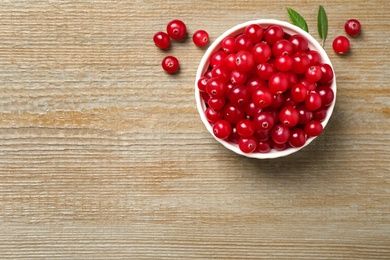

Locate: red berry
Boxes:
[272,39,293,57]
[318,63,334,85]
[289,35,308,53]
[236,119,255,137]
[253,111,275,132]
[291,52,310,74]
[252,86,273,108]
[197,76,208,92]
[296,104,313,125]
[213,120,232,139]
[279,106,299,127]
[289,128,306,147]
[210,50,228,67]
[235,50,255,72]
[264,25,284,45]
[153,31,170,49]
[244,24,264,43]
[305,91,322,111]
[304,121,323,137]
[206,78,226,98]
[290,83,307,103]
[344,19,361,37]
[222,36,236,53]
[333,36,350,54]
[305,65,323,83]
[162,56,179,74]
[270,123,290,144]
[274,54,293,72]
[256,62,275,80]
[230,69,247,85]
[257,140,272,153]
[306,50,322,66]
[205,107,223,123]
[193,30,209,47]
[316,86,334,107]
[238,136,257,153]
[268,72,289,94]
[212,64,230,83]
[223,103,245,124]
[234,34,253,52]
[228,85,250,107]
[166,20,187,40]
[252,42,272,63]
[208,96,226,110]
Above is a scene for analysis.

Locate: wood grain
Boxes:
[0,0,389,259]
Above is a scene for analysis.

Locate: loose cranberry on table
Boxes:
[333,36,350,54]
[161,56,179,74]
[166,19,187,40]
[344,19,361,37]
[153,31,170,49]
[193,30,209,47]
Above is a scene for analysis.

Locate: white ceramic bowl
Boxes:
[195,19,336,159]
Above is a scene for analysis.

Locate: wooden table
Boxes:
[0,1,389,259]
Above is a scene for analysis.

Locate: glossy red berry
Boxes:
[205,107,223,123]
[289,35,308,53]
[333,36,350,54]
[268,72,289,94]
[236,119,255,137]
[235,50,255,72]
[234,34,253,52]
[228,85,250,107]
[289,128,306,148]
[306,50,322,66]
[257,140,272,153]
[316,86,334,107]
[304,121,323,137]
[238,136,257,153]
[290,83,307,103]
[272,39,293,57]
[223,103,245,124]
[206,78,226,98]
[162,56,179,74]
[318,63,334,85]
[213,120,232,139]
[222,36,236,53]
[305,65,323,83]
[256,62,275,80]
[252,42,272,63]
[153,31,170,49]
[193,30,209,47]
[274,54,293,72]
[244,24,264,43]
[166,20,187,40]
[344,19,361,37]
[270,123,290,144]
[264,25,284,45]
[305,91,322,111]
[252,86,273,108]
[291,52,310,74]
[279,106,299,127]
[253,111,275,132]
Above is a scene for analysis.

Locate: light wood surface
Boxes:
[0,0,389,259]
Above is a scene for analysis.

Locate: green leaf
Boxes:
[286,7,309,32]
[317,5,328,47]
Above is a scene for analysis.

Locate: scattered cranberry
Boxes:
[153,31,170,49]
[162,56,179,74]
[193,30,209,47]
[344,19,361,37]
[198,23,335,154]
[166,19,187,40]
[333,36,350,54]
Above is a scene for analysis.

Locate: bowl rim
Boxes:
[195,19,336,159]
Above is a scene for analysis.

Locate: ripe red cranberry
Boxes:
[162,56,179,74]
[236,119,255,137]
[205,107,223,123]
[264,25,284,45]
[166,20,187,40]
[193,30,209,47]
[289,35,309,53]
[244,24,264,43]
[253,111,275,132]
[333,36,350,54]
[153,31,170,49]
[289,128,306,148]
[344,19,361,37]
[213,120,232,139]
[304,121,323,137]
[238,136,257,153]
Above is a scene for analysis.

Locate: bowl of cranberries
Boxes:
[195,19,336,159]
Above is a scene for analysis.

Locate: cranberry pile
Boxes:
[197,23,335,154]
